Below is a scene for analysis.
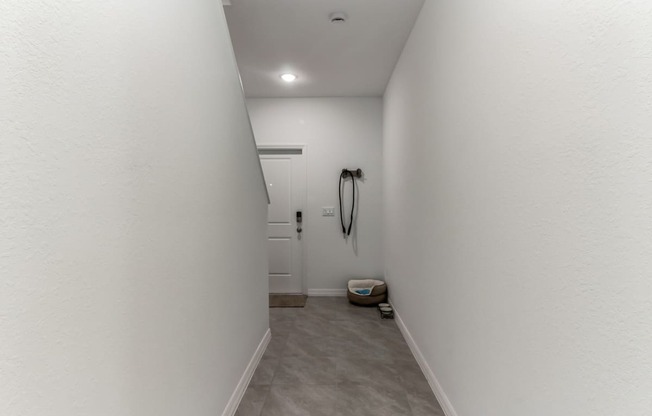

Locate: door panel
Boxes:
[268,238,291,275]
[264,159,292,224]
[260,150,305,294]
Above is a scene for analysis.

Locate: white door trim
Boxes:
[258,144,308,295]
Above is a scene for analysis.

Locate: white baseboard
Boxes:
[390,300,458,416]
[306,288,347,297]
[221,328,271,416]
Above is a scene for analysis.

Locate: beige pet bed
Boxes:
[347,279,387,306]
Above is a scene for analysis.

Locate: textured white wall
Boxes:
[384,1,652,415]
[247,98,384,292]
[0,1,269,415]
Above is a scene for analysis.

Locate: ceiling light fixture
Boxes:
[280,73,298,83]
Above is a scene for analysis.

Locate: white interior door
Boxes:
[259,149,305,294]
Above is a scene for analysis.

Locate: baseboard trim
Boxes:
[306,288,347,297]
[221,328,271,416]
[390,300,459,416]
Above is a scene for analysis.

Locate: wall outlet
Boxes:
[322,207,335,217]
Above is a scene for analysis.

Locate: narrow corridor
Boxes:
[236,297,444,416]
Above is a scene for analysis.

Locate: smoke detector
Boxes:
[329,12,348,24]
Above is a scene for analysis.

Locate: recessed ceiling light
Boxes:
[280,73,297,83]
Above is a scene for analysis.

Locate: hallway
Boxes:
[236,297,443,416]
[3,1,652,415]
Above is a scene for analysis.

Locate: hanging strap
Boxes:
[339,172,346,234]
[348,173,355,236]
[339,170,356,237]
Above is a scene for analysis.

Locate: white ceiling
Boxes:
[224,0,425,98]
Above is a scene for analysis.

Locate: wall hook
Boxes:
[341,168,362,178]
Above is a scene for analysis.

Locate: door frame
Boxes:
[258,144,308,295]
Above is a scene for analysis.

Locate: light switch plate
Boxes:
[322,207,335,217]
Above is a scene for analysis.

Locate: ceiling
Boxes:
[224,0,425,98]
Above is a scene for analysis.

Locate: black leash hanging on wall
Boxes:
[339,168,362,237]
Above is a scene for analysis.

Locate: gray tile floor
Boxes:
[236,297,445,416]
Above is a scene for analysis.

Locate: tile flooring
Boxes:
[235,296,444,416]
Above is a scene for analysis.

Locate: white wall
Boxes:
[384,1,652,416]
[247,98,383,292]
[0,2,269,415]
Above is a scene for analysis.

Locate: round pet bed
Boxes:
[347,279,387,306]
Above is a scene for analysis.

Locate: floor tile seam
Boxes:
[336,379,408,389]
[269,381,338,386]
[404,390,419,416]
[336,382,414,415]
[285,334,339,343]
[255,385,273,416]
[338,382,414,416]
[265,356,284,388]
